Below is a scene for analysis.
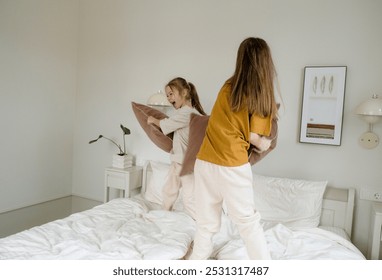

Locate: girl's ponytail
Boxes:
[189,82,206,115]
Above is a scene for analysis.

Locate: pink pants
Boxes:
[162,162,196,220]
[189,159,271,260]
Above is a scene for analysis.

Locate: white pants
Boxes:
[189,159,271,260]
[162,162,196,220]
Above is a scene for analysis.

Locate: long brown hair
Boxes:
[229,37,278,119]
[166,77,206,115]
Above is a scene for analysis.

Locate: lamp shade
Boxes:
[147,91,171,107]
[355,94,382,124]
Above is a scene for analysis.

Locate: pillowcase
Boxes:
[144,160,170,205]
[131,102,173,152]
[143,160,183,210]
[180,114,209,176]
[252,173,327,228]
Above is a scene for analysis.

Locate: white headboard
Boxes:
[320,186,355,238]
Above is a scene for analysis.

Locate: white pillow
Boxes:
[144,161,170,205]
[252,173,327,228]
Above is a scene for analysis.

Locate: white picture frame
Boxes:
[299,66,347,146]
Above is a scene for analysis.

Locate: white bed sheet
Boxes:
[0,197,195,260]
[213,216,365,260]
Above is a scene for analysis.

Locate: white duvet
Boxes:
[0,198,195,260]
[213,216,365,260]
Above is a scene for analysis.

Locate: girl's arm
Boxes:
[157,108,190,135]
[250,132,272,152]
[147,116,161,127]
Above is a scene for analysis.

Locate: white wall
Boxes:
[0,0,78,212]
[1,0,381,256]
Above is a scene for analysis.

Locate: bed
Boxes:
[211,176,364,260]
[0,160,365,260]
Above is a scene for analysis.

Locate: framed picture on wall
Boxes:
[299,66,347,146]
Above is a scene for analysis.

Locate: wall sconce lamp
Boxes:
[147,90,171,108]
[355,94,382,149]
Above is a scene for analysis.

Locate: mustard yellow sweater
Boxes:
[197,82,271,166]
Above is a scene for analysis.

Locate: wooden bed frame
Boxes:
[142,161,355,238]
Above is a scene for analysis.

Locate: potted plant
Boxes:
[89,124,132,168]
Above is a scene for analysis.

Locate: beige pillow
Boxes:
[180,114,278,176]
[131,102,173,152]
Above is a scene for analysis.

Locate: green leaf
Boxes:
[120,124,131,135]
[89,135,103,144]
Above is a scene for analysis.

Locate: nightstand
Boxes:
[367,202,382,260]
[104,166,143,203]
